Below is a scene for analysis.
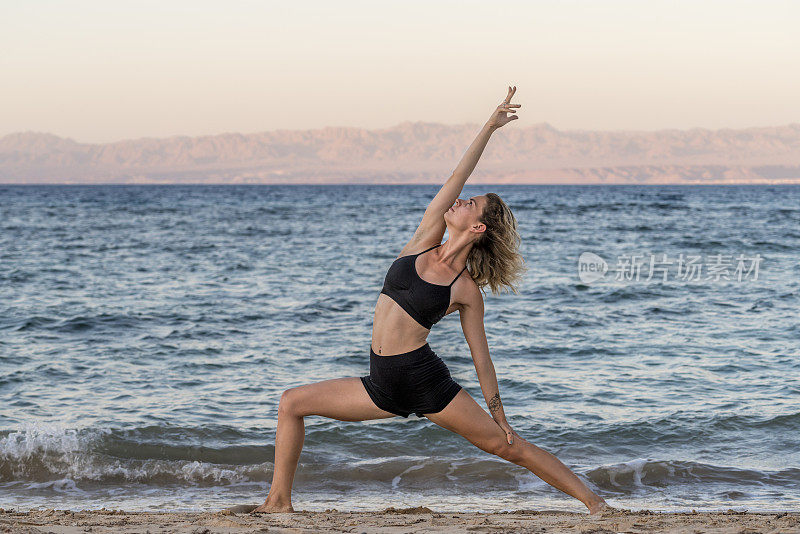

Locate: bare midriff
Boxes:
[370,293,458,356]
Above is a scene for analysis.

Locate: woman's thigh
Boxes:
[422,388,512,457]
[281,377,398,421]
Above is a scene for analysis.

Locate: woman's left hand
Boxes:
[496,418,522,445]
[487,86,521,130]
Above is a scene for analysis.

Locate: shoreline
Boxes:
[2,506,798,533]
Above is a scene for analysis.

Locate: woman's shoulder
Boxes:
[395,238,442,259]
[453,272,482,308]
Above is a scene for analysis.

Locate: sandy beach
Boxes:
[2,506,798,533]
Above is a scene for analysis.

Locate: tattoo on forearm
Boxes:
[488,393,503,416]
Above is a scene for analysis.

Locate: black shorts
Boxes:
[360,343,462,418]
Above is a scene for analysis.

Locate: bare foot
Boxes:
[223,504,258,514]
[588,500,618,516]
[252,500,295,514]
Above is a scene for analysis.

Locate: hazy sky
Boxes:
[2,0,799,143]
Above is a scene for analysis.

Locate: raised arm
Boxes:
[426,86,520,216]
[403,87,520,249]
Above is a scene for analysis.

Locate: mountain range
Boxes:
[2,121,799,184]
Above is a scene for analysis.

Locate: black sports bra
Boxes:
[380,243,468,330]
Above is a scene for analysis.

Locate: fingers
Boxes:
[499,101,521,112]
[491,86,521,128]
[499,85,520,112]
[503,425,522,444]
[496,109,517,119]
[501,423,515,442]
[503,85,517,103]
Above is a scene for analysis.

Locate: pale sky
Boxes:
[2,0,799,143]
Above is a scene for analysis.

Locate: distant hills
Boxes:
[2,121,799,184]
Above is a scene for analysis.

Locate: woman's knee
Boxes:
[278,388,303,417]
[477,435,508,457]
[488,437,524,464]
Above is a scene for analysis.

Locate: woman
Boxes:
[255,87,613,515]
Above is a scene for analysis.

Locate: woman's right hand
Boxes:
[487,86,521,130]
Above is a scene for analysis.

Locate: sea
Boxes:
[1,184,798,513]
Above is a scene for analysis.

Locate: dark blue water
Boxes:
[1,184,798,513]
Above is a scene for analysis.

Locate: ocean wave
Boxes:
[0,424,270,486]
[1,423,798,493]
[586,458,800,491]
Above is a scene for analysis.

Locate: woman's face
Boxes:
[445,194,488,232]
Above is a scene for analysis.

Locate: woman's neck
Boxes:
[438,234,473,267]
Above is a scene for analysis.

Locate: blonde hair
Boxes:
[466,193,527,295]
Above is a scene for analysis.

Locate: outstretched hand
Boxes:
[487,86,521,130]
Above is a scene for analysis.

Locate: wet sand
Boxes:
[2,506,798,533]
